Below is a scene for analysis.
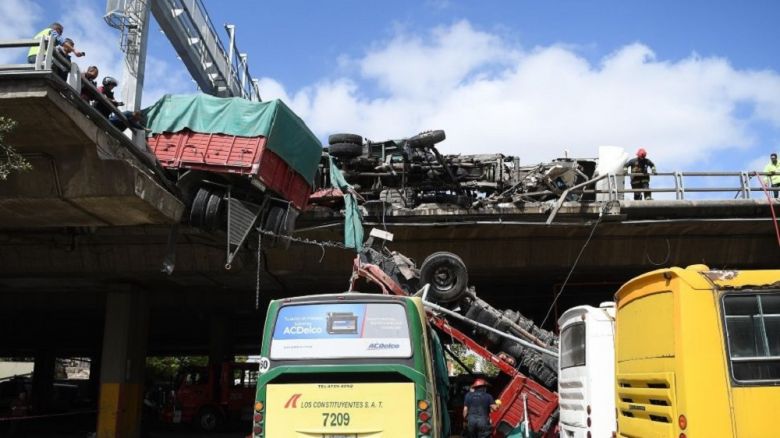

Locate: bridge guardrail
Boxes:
[546,170,778,223]
[0,37,131,127]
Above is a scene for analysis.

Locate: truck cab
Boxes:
[161,361,258,431]
[558,302,616,438]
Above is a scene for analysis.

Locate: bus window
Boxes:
[723,293,780,383]
[560,322,586,369]
[270,302,412,360]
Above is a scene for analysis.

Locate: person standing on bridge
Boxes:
[625,148,657,200]
[463,378,498,438]
[80,66,99,102]
[764,153,780,198]
[27,22,84,64]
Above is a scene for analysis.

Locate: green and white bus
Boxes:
[250,293,450,438]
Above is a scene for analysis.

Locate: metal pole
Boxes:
[420,292,559,358]
[225,24,235,92]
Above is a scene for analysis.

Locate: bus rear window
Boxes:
[723,293,780,383]
[270,302,412,360]
[560,322,586,369]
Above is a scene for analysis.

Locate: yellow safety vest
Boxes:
[764,162,780,185]
[28,28,52,58]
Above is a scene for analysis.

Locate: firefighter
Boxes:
[625,148,657,200]
[463,378,498,438]
[764,153,780,198]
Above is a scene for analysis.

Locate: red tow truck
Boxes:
[350,231,560,437]
[160,361,258,432]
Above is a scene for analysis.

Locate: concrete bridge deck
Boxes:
[0,71,183,226]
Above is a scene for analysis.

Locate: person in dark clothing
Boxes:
[80,65,99,102]
[463,378,498,438]
[624,148,657,200]
[53,38,77,81]
[93,76,124,118]
[109,110,148,132]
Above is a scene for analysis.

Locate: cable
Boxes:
[645,238,671,266]
[540,209,604,328]
[754,171,780,248]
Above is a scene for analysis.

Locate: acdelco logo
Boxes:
[368,342,400,350]
[284,393,302,409]
[283,326,323,335]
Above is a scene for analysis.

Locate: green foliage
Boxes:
[447,343,500,377]
[0,117,31,180]
[145,356,208,382]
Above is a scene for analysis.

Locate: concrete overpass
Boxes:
[0,68,779,436]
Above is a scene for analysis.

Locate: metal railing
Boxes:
[148,0,261,100]
[0,37,186,194]
[0,37,130,127]
[546,170,779,223]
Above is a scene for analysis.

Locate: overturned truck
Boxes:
[314,129,596,210]
[350,233,560,436]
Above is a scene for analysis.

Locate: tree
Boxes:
[145,356,208,383]
[0,117,31,180]
[447,343,499,377]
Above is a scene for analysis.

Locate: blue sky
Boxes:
[2,0,780,181]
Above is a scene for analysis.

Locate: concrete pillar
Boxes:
[31,349,55,413]
[96,290,149,438]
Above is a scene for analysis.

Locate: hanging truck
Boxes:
[144,94,323,265]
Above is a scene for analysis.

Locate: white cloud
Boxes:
[261,20,780,171]
[0,0,43,63]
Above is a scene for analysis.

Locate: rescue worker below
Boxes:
[624,148,657,200]
[763,152,780,198]
[463,378,499,438]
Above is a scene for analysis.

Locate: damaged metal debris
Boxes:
[311,129,597,209]
[352,239,559,389]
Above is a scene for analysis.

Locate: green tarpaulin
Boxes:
[143,94,322,183]
[329,156,363,251]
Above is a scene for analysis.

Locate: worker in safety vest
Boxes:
[463,378,499,438]
[624,148,657,200]
[764,153,780,198]
[27,22,84,64]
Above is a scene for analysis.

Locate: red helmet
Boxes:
[471,378,489,388]
[636,148,647,158]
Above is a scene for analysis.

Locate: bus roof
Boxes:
[272,292,418,305]
[558,303,615,326]
[616,265,780,307]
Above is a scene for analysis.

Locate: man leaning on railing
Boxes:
[26,22,83,64]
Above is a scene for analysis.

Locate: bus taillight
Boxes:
[253,400,265,437]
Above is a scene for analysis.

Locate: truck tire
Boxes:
[189,187,210,227]
[196,406,222,432]
[203,190,225,231]
[329,142,363,159]
[328,133,363,145]
[407,130,445,149]
[420,252,468,303]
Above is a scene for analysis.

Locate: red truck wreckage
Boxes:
[350,231,560,437]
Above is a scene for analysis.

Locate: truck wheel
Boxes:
[189,187,211,227]
[328,133,363,145]
[203,190,225,231]
[197,407,222,432]
[420,252,468,303]
[329,142,363,159]
[407,130,445,149]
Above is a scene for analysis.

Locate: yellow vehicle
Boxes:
[615,265,779,438]
[251,293,449,437]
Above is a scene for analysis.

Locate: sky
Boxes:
[2,0,780,176]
